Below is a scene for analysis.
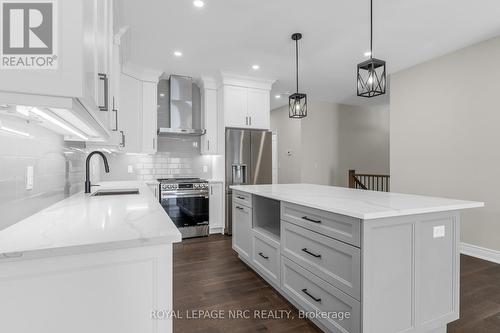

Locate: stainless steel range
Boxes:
[158,178,209,239]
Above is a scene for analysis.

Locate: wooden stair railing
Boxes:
[348,169,390,192]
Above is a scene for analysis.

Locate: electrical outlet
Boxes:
[26,165,34,190]
[202,165,208,173]
[433,225,445,238]
[127,165,134,173]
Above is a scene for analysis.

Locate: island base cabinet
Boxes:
[281,257,360,333]
[0,244,173,333]
[252,230,280,287]
[232,202,252,261]
[362,211,460,333]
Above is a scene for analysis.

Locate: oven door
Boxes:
[160,191,209,228]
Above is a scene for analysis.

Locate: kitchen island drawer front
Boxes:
[252,231,280,286]
[282,222,361,300]
[281,257,360,333]
[233,191,253,208]
[282,202,360,247]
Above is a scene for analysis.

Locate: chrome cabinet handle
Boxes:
[302,248,321,258]
[120,131,125,147]
[112,96,118,131]
[98,73,109,111]
[249,116,252,126]
[301,288,321,302]
[258,252,269,260]
[302,216,321,223]
[207,140,210,151]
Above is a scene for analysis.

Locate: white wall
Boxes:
[271,101,389,187]
[271,103,302,183]
[300,101,338,185]
[391,36,500,252]
[337,104,390,187]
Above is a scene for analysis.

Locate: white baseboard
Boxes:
[461,242,500,264]
[209,226,224,235]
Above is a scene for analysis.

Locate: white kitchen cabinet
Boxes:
[221,74,274,130]
[146,182,160,200]
[209,182,224,234]
[118,70,159,154]
[200,77,220,155]
[232,194,252,262]
[246,88,270,129]
[223,86,248,128]
[0,0,109,114]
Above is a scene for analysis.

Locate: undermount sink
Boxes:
[91,188,140,197]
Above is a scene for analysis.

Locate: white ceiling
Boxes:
[116,0,500,109]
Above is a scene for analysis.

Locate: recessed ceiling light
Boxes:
[275,95,281,99]
[364,51,372,57]
[252,64,260,70]
[174,51,183,57]
[193,0,204,8]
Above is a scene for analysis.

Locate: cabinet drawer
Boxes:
[282,222,360,300]
[281,202,360,247]
[281,257,360,333]
[233,191,252,208]
[252,231,280,286]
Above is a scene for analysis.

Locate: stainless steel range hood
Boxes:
[157,75,206,136]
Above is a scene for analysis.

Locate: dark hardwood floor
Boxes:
[173,235,500,333]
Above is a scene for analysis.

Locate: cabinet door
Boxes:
[209,182,223,233]
[141,81,158,154]
[224,86,248,128]
[119,74,142,153]
[232,202,252,261]
[0,0,84,98]
[94,0,112,127]
[247,88,270,129]
[201,88,218,154]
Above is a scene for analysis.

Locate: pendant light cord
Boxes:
[295,38,299,93]
[370,0,373,58]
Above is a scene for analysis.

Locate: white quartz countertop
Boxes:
[230,184,484,220]
[0,181,181,260]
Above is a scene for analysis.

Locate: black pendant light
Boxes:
[289,33,307,118]
[357,0,386,98]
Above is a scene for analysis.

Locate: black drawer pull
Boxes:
[302,216,321,223]
[235,206,244,210]
[302,248,321,258]
[258,252,269,260]
[236,196,246,200]
[301,288,321,302]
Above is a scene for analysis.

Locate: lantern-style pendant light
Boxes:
[289,33,307,118]
[357,0,386,98]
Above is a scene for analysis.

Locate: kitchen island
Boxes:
[230,184,484,333]
[0,181,181,333]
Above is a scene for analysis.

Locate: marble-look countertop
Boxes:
[0,181,181,261]
[230,184,484,220]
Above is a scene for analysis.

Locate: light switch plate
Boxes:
[433,225,445,238]
[202,165,208,173]
[26,165,34,190]
[127,165,134,173]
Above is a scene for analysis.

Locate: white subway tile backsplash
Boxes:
[101,151,212,182]
[0,115,85,230]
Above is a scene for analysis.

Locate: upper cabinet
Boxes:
[0,0,109,109]
[200,77,220,155]
[0,0,115,141]
[119,66,160,154]
[221,74,274,130]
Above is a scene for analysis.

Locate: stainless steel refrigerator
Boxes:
[225,128,272,235]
